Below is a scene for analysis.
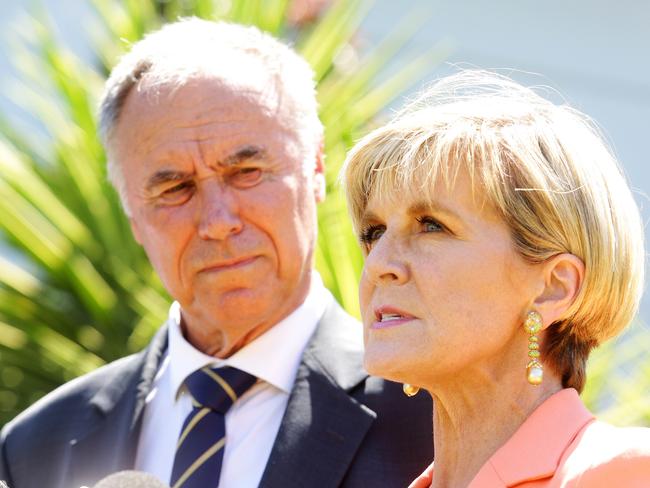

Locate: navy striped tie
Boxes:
[170,366,257,488]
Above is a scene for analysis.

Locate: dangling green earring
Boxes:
[524,311,543,385]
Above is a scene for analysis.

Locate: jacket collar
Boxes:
[259,297,374,488]
[471,388,595,487]
[300,294,368,391]
[66,325,169,486]
[89,324,168,422]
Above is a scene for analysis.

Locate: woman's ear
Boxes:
[533,253,585,327]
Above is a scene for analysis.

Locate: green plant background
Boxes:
[0,0,648,428]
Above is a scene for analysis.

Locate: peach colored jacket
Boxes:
[410,389,650,487]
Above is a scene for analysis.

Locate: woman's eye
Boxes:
[359,225,385,248]
[230,167,262,187]
[417,216,443,233]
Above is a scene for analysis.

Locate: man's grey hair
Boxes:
[98,17,323,215]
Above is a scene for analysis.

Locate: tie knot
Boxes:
[184,366,256,413]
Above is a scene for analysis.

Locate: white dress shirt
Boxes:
[134,274,330,487]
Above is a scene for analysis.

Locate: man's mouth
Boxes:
[201,256,258,272]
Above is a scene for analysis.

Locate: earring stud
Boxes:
[524,311,543,385]
[403,383,420,397]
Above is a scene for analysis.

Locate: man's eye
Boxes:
[359,225,385,249]
[229,167,262,187]
[163,182,192,194]
[416,216,443,233]
[158,181,194,204]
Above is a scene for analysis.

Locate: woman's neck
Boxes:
[425,367,562,488]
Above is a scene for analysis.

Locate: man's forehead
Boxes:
[109,61,308,184]
[112,74,287,145]
[135,73,278,110]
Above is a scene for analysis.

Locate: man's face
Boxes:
[112,72,324,357]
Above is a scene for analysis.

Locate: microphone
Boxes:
[90,471,170,488]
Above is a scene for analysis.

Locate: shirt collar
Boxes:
[473,388,595,486]
[167,272,331,400]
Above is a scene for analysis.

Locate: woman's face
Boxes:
[358,169,542,388]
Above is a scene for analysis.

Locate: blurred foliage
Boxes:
[582,321,650,426]
[1,0,648,430]
[0,0,447,425]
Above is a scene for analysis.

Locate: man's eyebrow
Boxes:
[145,170,191,192]
[144,146,267,191]
[221,145,267,167]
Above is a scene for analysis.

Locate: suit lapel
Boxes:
[65,326,168,486]
[259,299,375,488]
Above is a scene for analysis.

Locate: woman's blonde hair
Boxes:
[342,70,644,392]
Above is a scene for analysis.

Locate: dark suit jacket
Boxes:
[0,299,433,488]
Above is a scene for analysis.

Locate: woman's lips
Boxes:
[371,306,416,329]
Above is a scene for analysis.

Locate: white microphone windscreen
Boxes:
[92,470,169,488]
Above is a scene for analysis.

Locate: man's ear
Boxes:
[313,138,326,203]
[533,253,585,327]
[129,217,143,245]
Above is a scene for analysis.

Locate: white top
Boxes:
[134,274,330,487]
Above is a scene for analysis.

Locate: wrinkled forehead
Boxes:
[111,70,299,152]
[135,61,284,112]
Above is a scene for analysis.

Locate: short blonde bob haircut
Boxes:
[342,70,644,392]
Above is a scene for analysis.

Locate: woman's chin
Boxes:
[363,350,413,384]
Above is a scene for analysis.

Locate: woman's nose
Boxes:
[362,234,409,286]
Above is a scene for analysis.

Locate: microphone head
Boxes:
[92,471,169,488]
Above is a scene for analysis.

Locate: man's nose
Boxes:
[196,180,243,240]
[363,234,409,286]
